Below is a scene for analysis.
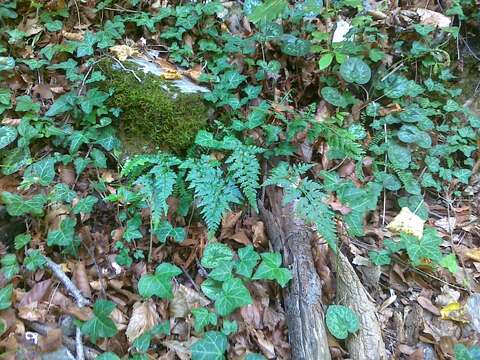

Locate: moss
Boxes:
[97,60,208,155]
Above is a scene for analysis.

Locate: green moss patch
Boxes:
[97,60,208,155]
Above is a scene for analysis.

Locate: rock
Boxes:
[97,52,210,156]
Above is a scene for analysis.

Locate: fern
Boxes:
[226,145,262,211]
[297,179,338,253]
[266,164,338,252]
[121,153,179,179]
[182,156,242,235]
[133,162,178,225]
[310,123,364,160]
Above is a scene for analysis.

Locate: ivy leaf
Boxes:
[45,92,77,117]
[24,250,46,272]
[248,0,287,24]
[200,278,223,301]
[21,157,56,189]
[81,300,118,343]
[325,305,360,340]
[50,183,76,203]
[1,254,19,280]
[138,263,181,299]
[368,249,391,265]
[73,195,98,214]
[245,354,267,360]
[190,331,228,360]
[402,227,443,264]
[15,95,40,113]
[252,252,292,288]
[208,261,234,282]
[387,144,411,170]
[221,320,237,336]
[201,243,233,269]
[76,31,97,57]
[0,126,17,149]
[0,192,47,216]
[321,87,348,108]
[235,245,260,278]
[0,284,13,310]
[97,353,121,360]
[440,253,458,273]
[192,308,217,333]
[214,277,252,316]
[340,57,371,84]
[280,35,311,57]
[14,233,31,250]
[47,218,76,247]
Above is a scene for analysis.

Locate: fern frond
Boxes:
[226,146,261,211]
[183,156,242,234]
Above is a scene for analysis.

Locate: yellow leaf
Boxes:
[465,248,480,262]
[387,207,425,239]
[440,302,470,323]
[161,69,182,80]
[109,45,139,62]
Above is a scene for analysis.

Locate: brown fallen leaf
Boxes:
[170,284,210,318]
[417,296,440,316]
[125,301,160,343]
[73,261,92,299]
[38,328,63,353]
[19,279,52,307]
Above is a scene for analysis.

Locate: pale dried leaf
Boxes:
[387,207,425,239]
[126,301,160,343]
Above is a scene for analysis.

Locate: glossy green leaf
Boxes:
[326,305,360,340]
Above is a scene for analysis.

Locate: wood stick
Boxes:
[259,189,331,360]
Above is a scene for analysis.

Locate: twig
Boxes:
[109,55,142,82]
[27,322,99,360]
[44,256,90,360]
[44,256,90,307]
[76,328,85,360]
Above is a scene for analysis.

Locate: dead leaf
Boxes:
[19,279,51,307]
[170,285,210,318]
[440,302,470,323]
[161,69,182,80]
[464,248,480,262]
[416,8,451,28]
[387,207,425,239]
[61,31,84,41]
[73,261,92,299]
[252,221,267,247]
[417,296,440,316]
[109,45,139,62]
[125,301,160,343]
[38,328,63,353]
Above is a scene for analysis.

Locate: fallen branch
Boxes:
[259,188,331,360]
[27,322,100,360]
[44,256,90,360]
[335,252,388,360]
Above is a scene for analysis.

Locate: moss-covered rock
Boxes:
[97,60,208,155]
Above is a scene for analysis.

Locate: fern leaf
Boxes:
[183,156,242,234]
[226,146,261,211]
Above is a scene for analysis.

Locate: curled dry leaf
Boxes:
[416,8,451,28]
[125,301,160,343]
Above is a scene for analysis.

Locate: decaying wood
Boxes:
[335,252,387,360]
[259,187,331,360]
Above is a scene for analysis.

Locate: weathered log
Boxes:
[335,252,387,360]
[259,187,331,360]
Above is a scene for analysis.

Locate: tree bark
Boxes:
[259,188,331,360]
[335,252,387,360]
